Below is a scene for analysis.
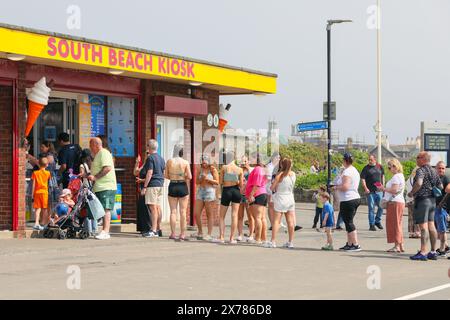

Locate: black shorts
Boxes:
[168,181,189,198]
[221,186,242,206]
[250,194,268,207]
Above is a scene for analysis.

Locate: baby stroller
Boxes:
[43,177,105,240]
[43,185,90,240]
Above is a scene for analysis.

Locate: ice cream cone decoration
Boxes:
[218,103,231,133]
[25,77,51,137]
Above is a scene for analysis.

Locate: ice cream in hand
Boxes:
[218,103,231,133]
[25,77,51,137]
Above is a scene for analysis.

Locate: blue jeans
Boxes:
[367,192,384,226]
[84,218,98,234]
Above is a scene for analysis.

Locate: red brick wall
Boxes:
[138,81,221,228]
[115,157,138,223]
[9,70,221,231]
[16,63,28,233]
[0,86,13,230]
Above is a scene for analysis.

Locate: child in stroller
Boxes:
[50,189,75,224]
[43,183,92,240]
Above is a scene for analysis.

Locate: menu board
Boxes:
[89,95,105,137]
[107,97,135,157]
[424,134,450,151]
[78,102,92,149]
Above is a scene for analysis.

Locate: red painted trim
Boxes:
[12,80,19,231]
[137,95,142,159]
[153,95,207,117]
[190,117,196,227]
[0,59,19,79]
[24,63,141,95]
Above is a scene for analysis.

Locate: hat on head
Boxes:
[59,189,72,198]
[343,152,353,161]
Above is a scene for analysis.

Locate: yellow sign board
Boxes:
[0,26,276,93]
[78,102,92,149]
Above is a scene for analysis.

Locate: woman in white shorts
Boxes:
[266,158,296,248]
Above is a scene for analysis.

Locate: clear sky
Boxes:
[2,0,449,144]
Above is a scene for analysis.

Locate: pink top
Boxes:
[245,166,267,199]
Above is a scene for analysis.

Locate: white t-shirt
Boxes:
[384,173,405,203]
[338,166,361,202]
[265,162,275,195]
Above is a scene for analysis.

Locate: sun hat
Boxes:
[59,189,72,198]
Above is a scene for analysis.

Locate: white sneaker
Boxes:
[229,240,238,245]
[236,236,243,242]
[203,235,213,241]
[212,238,225,244]
[263,241,276,248]
[283,242,294,249]
[246,236,255,243]
[95,231,111,240]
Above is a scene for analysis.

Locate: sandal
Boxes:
[387,247,401,253]
[169,234,176,240]
[178,235,187,241]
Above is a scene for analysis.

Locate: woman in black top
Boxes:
[134,153,152,236]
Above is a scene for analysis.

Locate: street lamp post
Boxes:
[326,19,352,193]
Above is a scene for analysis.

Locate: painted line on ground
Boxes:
[394,283,450,300]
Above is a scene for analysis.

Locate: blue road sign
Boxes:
[297,121,328,132]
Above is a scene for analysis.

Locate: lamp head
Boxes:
[327,19,353,30]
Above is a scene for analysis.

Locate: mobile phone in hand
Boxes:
[374,182,383,188]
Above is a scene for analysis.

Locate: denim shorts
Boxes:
[434,208,448,233]
[196,187,216,202]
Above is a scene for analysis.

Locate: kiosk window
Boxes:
[107,97,135,157]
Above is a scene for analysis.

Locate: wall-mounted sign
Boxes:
[0,26,276,94]
[207,114,213,127]
[89,95,105,137]
[78,102,92,149]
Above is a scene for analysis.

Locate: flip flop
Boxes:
[387,247,401,253]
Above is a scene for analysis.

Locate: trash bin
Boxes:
[111,183,122,224]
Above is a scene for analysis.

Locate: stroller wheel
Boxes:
[67,229,76,239]
[43,229,49,238]
[46,230,54,239]
[79,230,89,240]
[57,230,66,240]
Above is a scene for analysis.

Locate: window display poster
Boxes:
[78,102,92,149]
[89,95,105,137]
[44,126,57,142]
[107,97,135,157]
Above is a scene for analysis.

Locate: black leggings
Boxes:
[340,199,361,233]
[313,207,323,227]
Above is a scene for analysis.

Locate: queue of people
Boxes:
[28,136,450,259]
